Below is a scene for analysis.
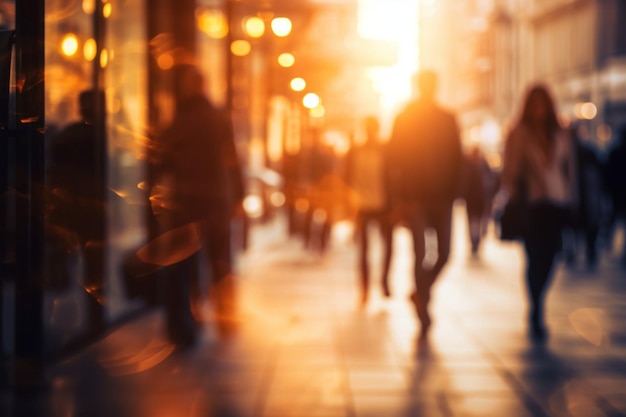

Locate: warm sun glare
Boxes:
[358,0,419,132]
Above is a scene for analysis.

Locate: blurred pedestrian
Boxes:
[154,65,244,344]
[303,128,337,254]
[346,116,394,306]
[387,70,463,339]
[48,89,108,330]
[563,124,605,269]
[605,127,626,265]
[461,146,497,256]
[501,84,574,340]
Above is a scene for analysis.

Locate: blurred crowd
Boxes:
[39,65,626,350]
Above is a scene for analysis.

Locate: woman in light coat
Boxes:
[502,84,574,340]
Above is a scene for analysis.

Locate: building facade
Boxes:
[419,0,626,163]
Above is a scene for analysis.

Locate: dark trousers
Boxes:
[357,210,393,298]
[523,202,565,326]
[407,204,453,315]
[165,217,235,345]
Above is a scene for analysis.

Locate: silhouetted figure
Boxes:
[387,71,462,339]
[501,85,574,340]
[48,89,108,331]
[303,128,336,254]
[154,65,244,344]
[606,127,626,265]
[461,146,496,255]
[346,116,393,306]
[563,125,605,269]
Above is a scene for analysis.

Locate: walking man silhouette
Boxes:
[387,71,462,339]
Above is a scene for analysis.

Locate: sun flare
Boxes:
[358,0,419,134]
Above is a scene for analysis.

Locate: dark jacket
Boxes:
[387,99,462,206]
[157,95,244,224]
[606,141,626,212]
[48,121,108,241]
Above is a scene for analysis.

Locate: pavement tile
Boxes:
[352,393,444,417]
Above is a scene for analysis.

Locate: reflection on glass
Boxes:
[196,7,228,39]
[231,39,251,57]
[82,0,95,15]
[99,48,108,68]
[83,38,97,61]
[157,52,174,70]
[103,2,112,19]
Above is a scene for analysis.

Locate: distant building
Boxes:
[419,0,626,160]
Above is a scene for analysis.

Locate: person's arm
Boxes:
[221,110,245,209]
[385,114,405,206]
[501,127,524,198]
[448,114,463,200]
[564,130,577,204]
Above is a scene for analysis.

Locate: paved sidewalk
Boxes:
[4,206,626,417]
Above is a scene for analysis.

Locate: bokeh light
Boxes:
[82,0,95,14]
[302,93,320,109]
[244,16,265,38]
[60,33,79,57]
[270,191,286,207]
[196,8,229,39]
[271,17,292,37]
[231,40,251,57]
[83,38,97,61]
[278,53,295,68]
[157,53,174,70]
[290,77,306,92]
[103,2,112,18]
[243,195,264,218]
[100,48,109,68]
[575,102,598,120]
[310,104,325,118]
[581,102,597,120]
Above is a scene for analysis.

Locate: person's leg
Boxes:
[466,205,479,254]
[524,237,556,338]
[357,212,370,306]
[468,215,480,254]
[320,212,332,254]
[379,212,394,297]
[206,221,237,337]
[430,205,453,280]
[523,203,563,339]
[408,208,430,335]
[584,221,599,268]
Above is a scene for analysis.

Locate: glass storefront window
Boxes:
[105,0,147,319]
[42,0,148,350]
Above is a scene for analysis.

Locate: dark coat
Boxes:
[387,99,463,206]
[47,121,108,242]
[157,95,244,225]
[606,142,626,212]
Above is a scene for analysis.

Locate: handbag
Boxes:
[496,178,529,241]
